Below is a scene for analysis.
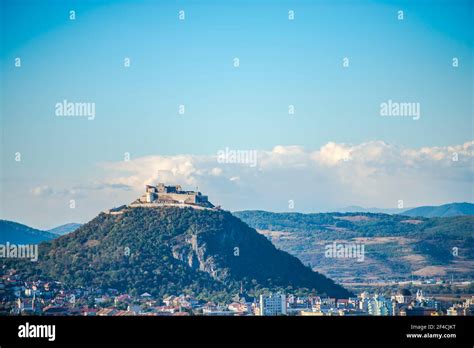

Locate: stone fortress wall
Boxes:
[132,183,215,209]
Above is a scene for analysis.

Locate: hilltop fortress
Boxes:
[130,183,215,209]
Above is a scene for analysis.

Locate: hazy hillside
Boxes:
[0,220,57,244]
[48,223,82,235]
[234,211,474,283]
[402,202,474,218]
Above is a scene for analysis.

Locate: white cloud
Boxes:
[210,167,223,176]
[30,182,131,198]
[32,141,474,212]
[314,142,352,166]
[31,185,54,197]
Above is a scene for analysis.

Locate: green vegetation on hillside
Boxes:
[5,207,352,303]
[234,211,474,281]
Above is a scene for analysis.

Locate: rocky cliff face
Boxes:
[171,234,224,280]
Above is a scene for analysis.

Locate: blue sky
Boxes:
[1,0,473,228]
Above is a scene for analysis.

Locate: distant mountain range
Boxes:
[0,220,57,244]
[339,202,473,217]
[338,206,406,215]
[5,206,352,300]
[47,223,82,235]
[401,202,474,218]
[0,221,82,245]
